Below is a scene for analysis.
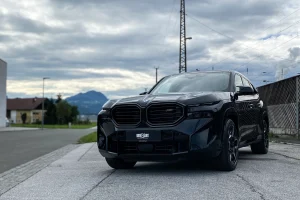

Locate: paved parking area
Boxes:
[1,142,300,200]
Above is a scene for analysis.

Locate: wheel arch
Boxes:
[262,111,269,124]
[261,110,269,132]
[223,107,240,137]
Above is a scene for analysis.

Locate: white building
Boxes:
[0,59,7,127]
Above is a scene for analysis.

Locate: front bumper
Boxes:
[97,116,223,161]
[99,139,222,161]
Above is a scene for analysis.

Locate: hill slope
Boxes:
[66,91,108,115]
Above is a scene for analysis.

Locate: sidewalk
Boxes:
[0,143,111,200]
[0,127,39,132]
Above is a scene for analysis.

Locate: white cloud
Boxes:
[1,0,300,99]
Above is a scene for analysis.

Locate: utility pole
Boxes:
[42,77,50,130]
[154,66,159,83]
[179,0,192,73]
[282,68,284,80]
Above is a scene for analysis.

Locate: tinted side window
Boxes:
[235,75,243,92]
[242,77,254,89]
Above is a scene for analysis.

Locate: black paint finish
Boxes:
[97,71,268,161]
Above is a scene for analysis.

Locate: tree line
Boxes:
[44,95,80,125]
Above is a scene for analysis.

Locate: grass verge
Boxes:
[11,122,97,129]
[77,132,97,144]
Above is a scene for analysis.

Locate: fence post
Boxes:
[296,76,299,139]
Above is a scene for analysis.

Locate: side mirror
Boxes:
[139,92,147,95]
[236,86,254,97]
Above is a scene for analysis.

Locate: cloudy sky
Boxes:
[1,0,300,99]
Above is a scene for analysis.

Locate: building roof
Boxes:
[7,98,46,110]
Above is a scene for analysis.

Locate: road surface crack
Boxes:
[270,151,300,161]
[79,169,116,200]
[236,174,266,200]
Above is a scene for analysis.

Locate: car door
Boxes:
[241,76,259,141]
[234,74,251,142]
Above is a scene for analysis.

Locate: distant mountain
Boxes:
[66,90,108,115]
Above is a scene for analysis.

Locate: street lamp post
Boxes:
[42,77,50,130]
[154,66,159,83]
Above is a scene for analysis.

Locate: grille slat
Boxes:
[112,105,141,125]
[147,104,184,125]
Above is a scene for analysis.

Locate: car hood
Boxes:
[104,92,231,109]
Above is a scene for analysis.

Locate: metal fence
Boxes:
[257,75,300,138]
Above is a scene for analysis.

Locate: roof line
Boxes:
[0,58,7,64]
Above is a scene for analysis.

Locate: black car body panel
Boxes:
[97,71,268,162]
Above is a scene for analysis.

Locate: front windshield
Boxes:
[151,72,230,94]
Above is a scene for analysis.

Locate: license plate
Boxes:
[126,130,161,142]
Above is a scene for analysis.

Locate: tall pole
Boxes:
[154,67,159,83]
[297,76,299,139]
[179,0,187,73]
[42,77,49,130]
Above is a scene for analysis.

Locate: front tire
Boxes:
[105,158,137,169]
[215,118,239,171]
[251,119,269,154]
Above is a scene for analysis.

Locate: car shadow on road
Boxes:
[238,149,277,161]
[116,149,277,174]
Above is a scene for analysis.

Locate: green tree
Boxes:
[70,105,79,123]
[56,100,71,124]
[44,98,57,124]
[21,113,27,124]
[56,93,62,104]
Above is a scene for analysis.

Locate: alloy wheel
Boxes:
[228,124,238,165]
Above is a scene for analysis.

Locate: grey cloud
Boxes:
[0,0,298,98]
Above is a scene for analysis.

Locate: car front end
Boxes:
[97,95,228,162]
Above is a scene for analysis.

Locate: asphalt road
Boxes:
[0,128,92,173]
[1,142,300,200]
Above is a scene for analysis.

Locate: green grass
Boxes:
[77,132,97,144]
[11,122,97,129]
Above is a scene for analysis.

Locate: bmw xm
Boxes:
[97,71,269,171]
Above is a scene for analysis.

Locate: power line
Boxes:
[186,8,300,70]
[209,19,300,69]
[159,0,179,65]
[160,0,177,46]
[263,7,300,31]
[186,14,236,42]
[233,35,299,70]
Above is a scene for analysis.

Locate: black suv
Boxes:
[97,71,269,171]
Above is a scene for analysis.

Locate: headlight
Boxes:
[187,111,213,119]
[187,102,218,119]
[187,101,220,112]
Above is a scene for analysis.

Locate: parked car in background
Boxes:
[97,71,269,171]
